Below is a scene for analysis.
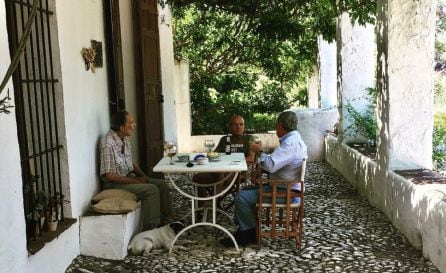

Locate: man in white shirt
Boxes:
[221,111,307,246]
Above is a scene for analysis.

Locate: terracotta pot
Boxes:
[47,221,58,231]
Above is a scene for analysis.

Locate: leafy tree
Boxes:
[165,0,376,134]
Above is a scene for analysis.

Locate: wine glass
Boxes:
[251,135,261,144]
[165,143,177,165]
[204,139,215,152]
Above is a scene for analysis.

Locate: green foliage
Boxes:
[344,87,378,142]
[245,113,276,133]
[435,76,446,111]
[345,104,377,142]
[170,1,376,135]
[433,120,446,171]
[26,190,49,221]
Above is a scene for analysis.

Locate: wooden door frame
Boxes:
[132,0,165,176]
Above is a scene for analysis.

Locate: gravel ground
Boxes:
[66,162,440,273]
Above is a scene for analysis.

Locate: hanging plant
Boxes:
[0,89,14,114]
[81,47,97,72]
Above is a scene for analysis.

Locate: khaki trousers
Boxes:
[102,178,172,230]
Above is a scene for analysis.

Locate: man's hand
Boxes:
[250,141,263,153]
[135,176,150,184]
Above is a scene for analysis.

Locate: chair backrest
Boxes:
[256,158,306,250]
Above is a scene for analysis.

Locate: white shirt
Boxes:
[259,130,307,190]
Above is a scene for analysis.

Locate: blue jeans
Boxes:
[234,186,301,231]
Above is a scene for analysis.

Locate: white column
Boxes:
[174,60,192,152]
[318,36,337,109]
[376,0,435,170]
[307,67,319,108]
[336,13,376,143]
[158,4,178,142]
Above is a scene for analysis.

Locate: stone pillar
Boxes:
[376,0,435,170]
[318,36,337,109]
[336,13,376,143]
[307,67,319,108]
[174,59,192,152]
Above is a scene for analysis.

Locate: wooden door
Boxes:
[133,0,164,177]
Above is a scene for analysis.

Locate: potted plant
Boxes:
[26,190,48,237]
[45,192,64,231]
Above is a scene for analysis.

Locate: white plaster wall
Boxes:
[318,36,337,109]
[158,5,178,143]
[27,223,79,273]
[307,70,319,108]
[295,108,339,161]
[0,3,28,272]
[337,13,376,143]
[325,137,446,273]
[56,0,110,217]
[119,0,140,164]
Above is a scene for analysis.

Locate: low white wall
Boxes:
[325,136,446,273]
[188,108,338,161]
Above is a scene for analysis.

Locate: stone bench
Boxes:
[79,207,141,260]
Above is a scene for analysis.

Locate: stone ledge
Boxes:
[79,207,141,260]
[325,136,446,273]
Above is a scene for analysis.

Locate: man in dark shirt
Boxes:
[214,115,255,160]
[194,115,255,206]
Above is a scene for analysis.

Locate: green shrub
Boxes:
[433,117,446,171]
[344,87,378,143]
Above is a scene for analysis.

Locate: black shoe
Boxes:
[220,228,257,247]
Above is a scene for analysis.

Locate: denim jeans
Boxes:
[234,185,301,231]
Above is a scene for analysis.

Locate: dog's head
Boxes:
[168,221,185,234]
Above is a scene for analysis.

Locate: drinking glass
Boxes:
[251,135,261,144]
[166,143,177,165]
[204,139,215,152]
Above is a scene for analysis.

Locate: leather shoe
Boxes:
[220,228,256,247]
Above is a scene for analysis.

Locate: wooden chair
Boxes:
[256,159,306,250]
[218,159,260,211]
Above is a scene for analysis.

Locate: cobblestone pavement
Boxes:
[66,162,440,273]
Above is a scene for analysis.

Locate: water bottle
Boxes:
[225,135,231,155]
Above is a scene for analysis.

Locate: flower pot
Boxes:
[35,216,45,236]
[47,221,58,231]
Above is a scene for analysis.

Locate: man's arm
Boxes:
[214,136,225,152]
[103,172,148,184]
[132,162,146,177]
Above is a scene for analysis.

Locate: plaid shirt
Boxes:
[99,130,133,177]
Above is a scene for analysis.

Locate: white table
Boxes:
[153,153,247,252]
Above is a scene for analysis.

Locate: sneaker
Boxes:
[220,228,257,247]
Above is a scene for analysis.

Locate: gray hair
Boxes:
[277,111,298,132]
[111,110,128,131]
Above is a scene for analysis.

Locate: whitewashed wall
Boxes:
[56,0,110,218]
[0,3,28,273]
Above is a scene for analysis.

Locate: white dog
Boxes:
[128,222,184,255]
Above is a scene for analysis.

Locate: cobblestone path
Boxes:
[66,162,439,273]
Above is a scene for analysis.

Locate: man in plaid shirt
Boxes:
[100,110,172,230]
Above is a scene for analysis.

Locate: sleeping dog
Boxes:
[128,221,185,255]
